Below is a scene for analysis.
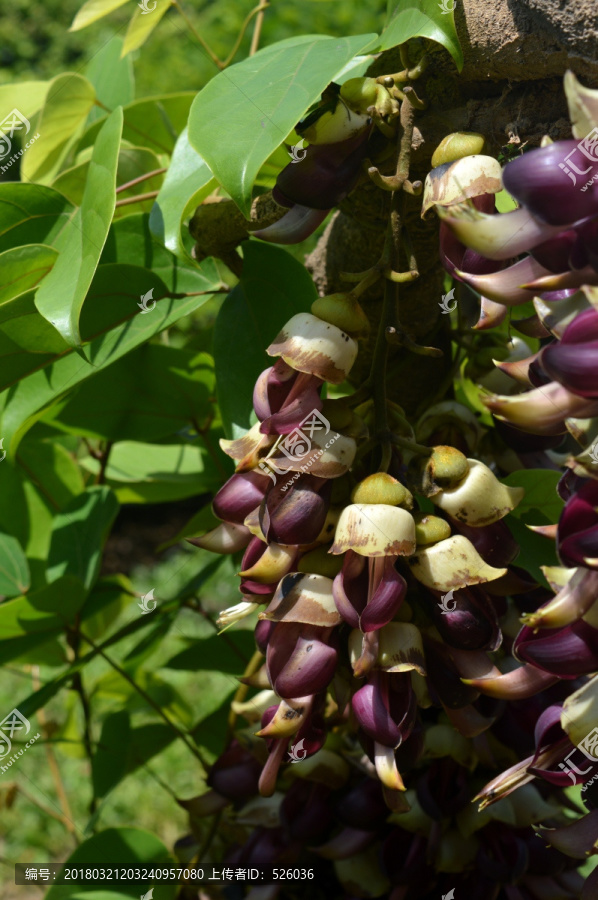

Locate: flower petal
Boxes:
[438,204,563,261]
[408,535,507,592]
[253,204,330,244]
[331,504,416,557]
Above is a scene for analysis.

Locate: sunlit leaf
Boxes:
[122,0,173,56]
[85,36,135,123]
[150,127,215,262]
[34,107,123,347]
[188,33,377,215]
[378,0,463,70]
[70,0,131,31]
[0,184,75,253]
[0,244,58,306]
[21,73,96,183]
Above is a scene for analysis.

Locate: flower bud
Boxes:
[334,552,407,632]
[275,128,371,209]
[238,541,297,584]
[430,132,486,168]
[188,521,252,554]
[266,623,337,699]
[407,535,507,592]
[267,313,358,384]
[260,475,331,545]
[351,472,413,508]
[267,426,356,479]
[413,511,452,545]
[297,543,344,578]
[422,155,502,217]
[331,504,416,557]
[212,470,271,524]
[448,517,519,568]
[523,568,598,630]
[254,203,330,245]
[256,695,314,738]
[298,101,371,145]
[216,599,260,628]
[430,459,524,526]
[502,140,598,226]
[207,741,262,801]
[419,446,470,495]
[514,619,598,676]
[377,622,426,675]
[438,204,562,261]
[339,77,382,113]
[311,293,370,336]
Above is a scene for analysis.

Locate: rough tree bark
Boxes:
[191,0,598,414]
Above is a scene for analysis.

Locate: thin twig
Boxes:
[114,190,160,209]
[249,0,269,55]
[172,1,224,69]
[15,784,69,825]
[224,2,270,66]
[75,630,212,773]
[31,667,78,838]
[96,441,114,486]
[116,168,167,194]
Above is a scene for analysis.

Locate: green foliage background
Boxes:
[0,1,573,896]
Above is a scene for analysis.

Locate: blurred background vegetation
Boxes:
[0,1,385,895]
[0,0,384,95]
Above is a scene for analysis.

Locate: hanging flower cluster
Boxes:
[427,70,598,895]
[182,70,598,898]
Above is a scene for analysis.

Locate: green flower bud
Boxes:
[339,77,379,113]
[426,445,469,491]
[412,511,452,545]
[351,472,413,508]
[300,101,370,145]
[340,77,394,117]
[297,544,344,578]
[431,132,486,168]
[311,293,370,337]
